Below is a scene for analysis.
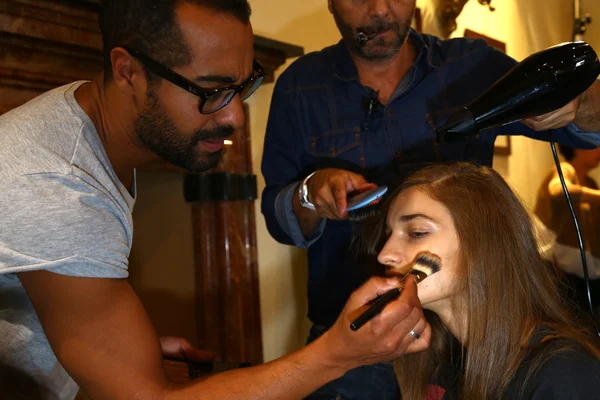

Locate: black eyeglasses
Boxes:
[125,47,265,114]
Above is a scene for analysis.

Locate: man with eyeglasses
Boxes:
[0,1,431,399]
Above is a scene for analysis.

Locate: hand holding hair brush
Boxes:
[350,252,441,331]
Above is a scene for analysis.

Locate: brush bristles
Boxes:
[347,204,382,222]
[410,252,442,282]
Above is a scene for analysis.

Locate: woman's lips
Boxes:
[385,270,405,278]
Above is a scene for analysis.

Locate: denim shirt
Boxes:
[260,30,598,327]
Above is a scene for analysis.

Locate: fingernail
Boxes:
[386,277,399,286]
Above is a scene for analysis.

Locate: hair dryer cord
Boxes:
[550,140,600,338]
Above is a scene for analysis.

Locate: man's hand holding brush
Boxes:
[314,276,431,373]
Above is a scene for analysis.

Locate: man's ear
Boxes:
[110,47,147,95]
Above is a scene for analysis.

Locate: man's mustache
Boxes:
[191,125,234,145]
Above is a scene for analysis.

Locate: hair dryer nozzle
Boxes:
[436,108,478,144]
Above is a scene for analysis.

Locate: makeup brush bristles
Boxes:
[349,251,442,332]
[409,252,442,283]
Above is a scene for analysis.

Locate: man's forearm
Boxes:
[549,178,600,204]
[292,184,324,237]
[167,338,346,400]
[575,81,600,132]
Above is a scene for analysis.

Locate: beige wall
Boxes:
[444,0,574,208]
[129,172,197,341]
[583,0,600,53]
[247,0,340,362]
[445,0,600,206]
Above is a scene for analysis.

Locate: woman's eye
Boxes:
[409,231,429,239]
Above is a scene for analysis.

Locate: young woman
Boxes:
[362,162,600,400]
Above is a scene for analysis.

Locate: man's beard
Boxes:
[135,89,233,173]
[332,6,414,61]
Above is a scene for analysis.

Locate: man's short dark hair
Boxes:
[558,144,576,162]
[99,0,251,79]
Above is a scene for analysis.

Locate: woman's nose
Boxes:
[377,239,403,268]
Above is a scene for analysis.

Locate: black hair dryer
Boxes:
[436,41,600,144]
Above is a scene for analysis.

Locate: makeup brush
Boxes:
[350,252,441,331]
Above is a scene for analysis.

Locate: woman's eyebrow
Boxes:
[399,213,437,223]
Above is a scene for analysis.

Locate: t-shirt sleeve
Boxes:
[529,350,600,400]
[0,173,131,278]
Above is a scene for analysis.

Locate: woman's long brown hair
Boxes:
[361,162,600,400]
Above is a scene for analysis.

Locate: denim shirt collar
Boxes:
[332,28,437,83]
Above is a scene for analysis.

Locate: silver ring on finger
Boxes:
[409,330,420,340]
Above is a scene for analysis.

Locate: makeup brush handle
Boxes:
[350,287,402,331]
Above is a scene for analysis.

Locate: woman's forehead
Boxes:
[386,187,451,225]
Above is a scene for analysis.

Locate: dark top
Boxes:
[261,29,595,327]
[427,327,600,399]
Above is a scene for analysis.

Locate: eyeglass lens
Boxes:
[200,75,265,113]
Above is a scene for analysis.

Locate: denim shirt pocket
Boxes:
[309,127,365,171]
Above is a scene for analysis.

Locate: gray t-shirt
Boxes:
[0,81,136,399]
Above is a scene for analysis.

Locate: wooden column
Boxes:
[182,107,262,364]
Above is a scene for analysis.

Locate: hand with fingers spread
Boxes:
[317,276,430,372]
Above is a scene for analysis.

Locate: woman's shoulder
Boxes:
[508,333,600,399]
[527,346,600,399]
